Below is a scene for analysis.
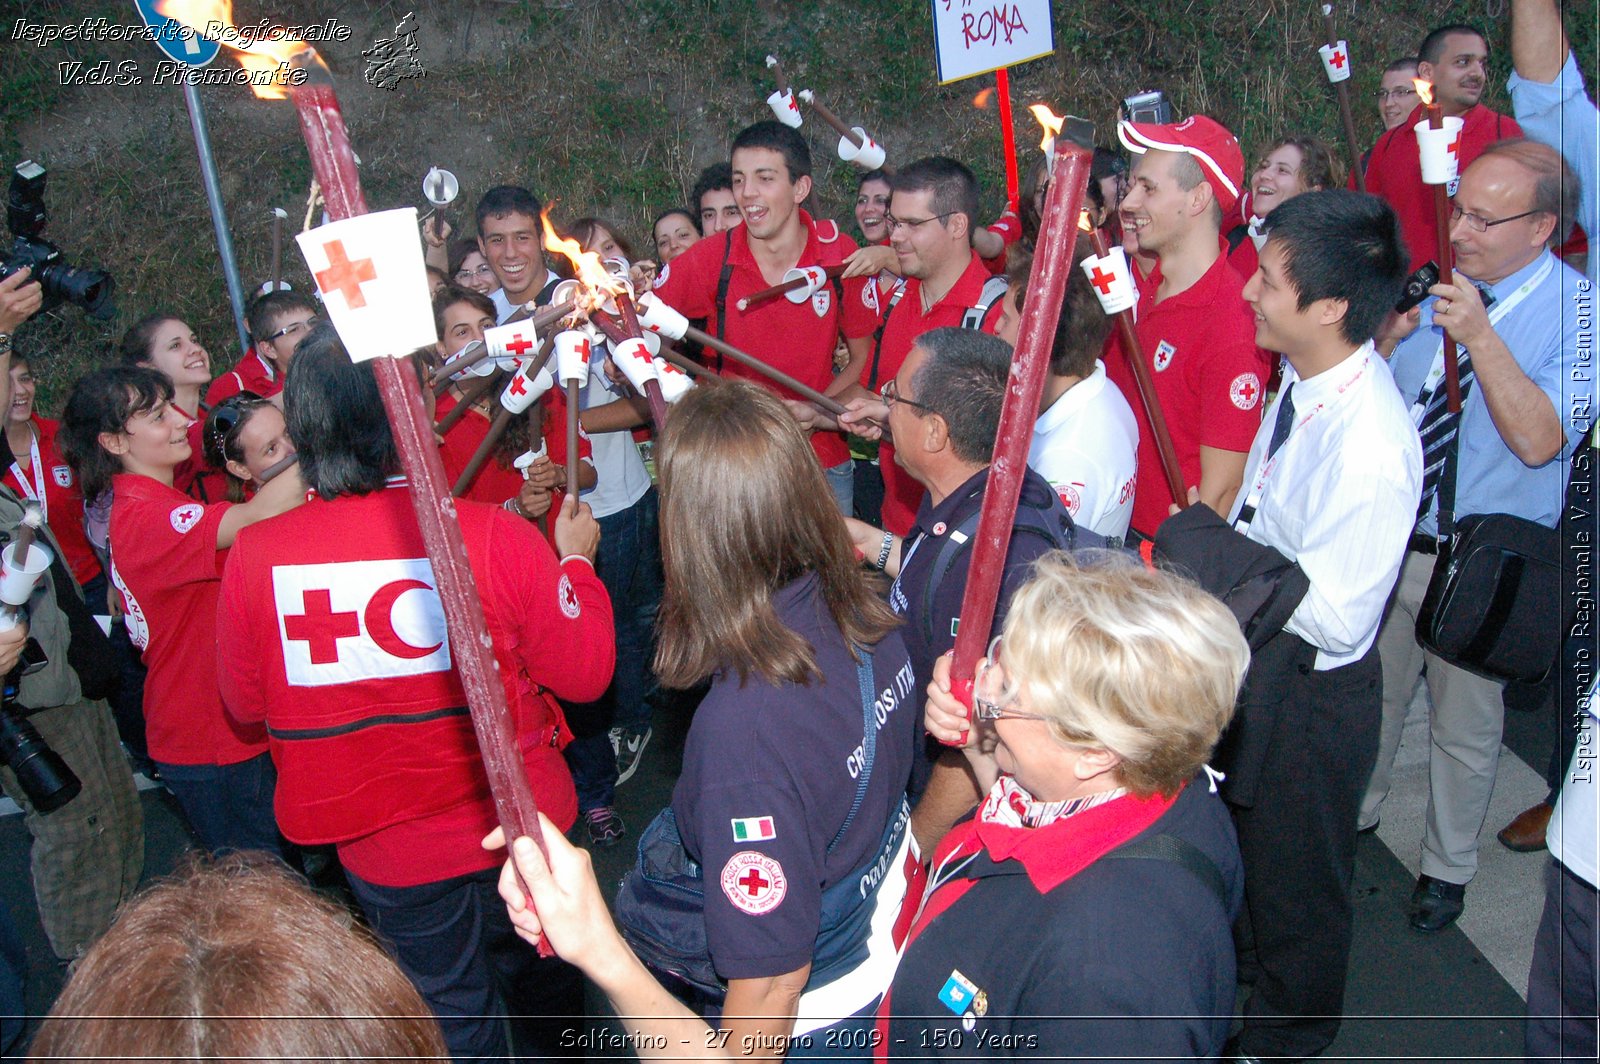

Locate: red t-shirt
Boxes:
[652,212,877,469]
[4,418,102,585]
[217,484,614,887]
[870,253,1004,536]
[204,351,281,407]
[1364,103,1523,272]
[1103,253,1265,537]
[108,473,266,766]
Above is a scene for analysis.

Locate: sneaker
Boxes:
[585,806,626,848]
[613,724,653,786]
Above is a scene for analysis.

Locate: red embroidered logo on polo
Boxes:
[1153,340,1176,372]
[271,558,452,686]
[169,503,203,534]
[720,851,788,915]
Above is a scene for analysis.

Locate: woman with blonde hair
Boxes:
[493,550,1250,1060]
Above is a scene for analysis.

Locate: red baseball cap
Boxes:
[1117,115,1245,215]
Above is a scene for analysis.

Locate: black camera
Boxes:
[1121,90,1173,126]
[0,160,115,320]
[0,638,79,813]
[1395,261,1440,313]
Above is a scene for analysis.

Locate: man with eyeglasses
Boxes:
[1361,138,1594,934]
[1376,57,1422,132]
[205,290,317,406]
[838,157,1008,535]
[1364,23,1523,272]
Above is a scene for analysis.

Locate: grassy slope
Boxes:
[3,0,1594,408]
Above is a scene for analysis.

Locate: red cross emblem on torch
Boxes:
[315,240,378,309]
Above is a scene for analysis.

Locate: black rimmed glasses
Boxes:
[1449,205,1546,233]
[881,378,934,415]
[266,319,314,344]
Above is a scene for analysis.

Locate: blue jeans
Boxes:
[825,459,854,514]
[347,865,583,1064]
[156,752,283,858]
[564,488,662,811]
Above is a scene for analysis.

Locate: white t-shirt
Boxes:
[1028,361,1139,541]
[1549,684,1597,889]
[490,271,562,324]
[577,354,652,520]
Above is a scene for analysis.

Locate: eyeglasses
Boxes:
[1450,205,1546,233]
[884,211,956,233]
[1374,87,1418,101]
[266,319,313,343]
[881,378,934,415]
[207,393,269,452]
[972,637,1053,724]
[454,264,496,282]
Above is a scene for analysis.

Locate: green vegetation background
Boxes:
[3,0,1595,406]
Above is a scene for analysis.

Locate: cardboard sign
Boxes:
[931,0,1054,84]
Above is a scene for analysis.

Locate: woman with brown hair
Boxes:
[618,380,922,1058]
[27,854,447,1062]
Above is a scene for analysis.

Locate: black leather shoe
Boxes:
[1408,874,1465,933]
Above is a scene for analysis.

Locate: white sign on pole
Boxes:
[931,0,1055,84]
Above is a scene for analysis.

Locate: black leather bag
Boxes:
[1415,433,1563,684]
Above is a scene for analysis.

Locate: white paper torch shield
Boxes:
[1317,41,1351,83]
[1414,116,1465,185]
[499,359,555,414]
[611,337,660,393]
[554,330,593,385]
[1080,248,1138,316]
[483,321,542,370]
[654,357,694,402]
[296,208,437,362]
[838,128,887,170]
[783,266,828,304]
[635,294,690,341]
[767,89,803,128]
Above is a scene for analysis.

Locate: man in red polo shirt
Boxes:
[845,157,1007,534]
[1107,115,1264,540]
[205,291,317,407]
[652,121,877,510]
[1364,23,1523,272]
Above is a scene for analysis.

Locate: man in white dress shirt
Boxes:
[1217,189,1423,1062]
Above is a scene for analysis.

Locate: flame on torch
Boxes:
[158,0,321,98]
[1412,78,1435,107]
[540,211,627,314]
[1028,104,1065,152]
[972,88,995,109]
[1078,208,1095,234]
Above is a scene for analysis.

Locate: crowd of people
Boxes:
[0,2,1594,1062]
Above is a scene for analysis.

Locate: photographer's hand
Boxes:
[0,268,44,336]
[0,619,29,676]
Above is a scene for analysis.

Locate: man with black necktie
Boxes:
[1201,190,1422,1062]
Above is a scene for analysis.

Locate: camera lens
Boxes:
[39,263,115,320]
[0,707,81,813]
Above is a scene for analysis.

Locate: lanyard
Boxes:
[7,430,47,521]
[1407,256,1554,424]
[1233,349,1372,534]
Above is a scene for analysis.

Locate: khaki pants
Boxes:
[1362,550,1507,885]
[0,699,144,960]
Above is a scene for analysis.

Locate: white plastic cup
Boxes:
[1317,41,1352,83]
[783,266,828,304]
[838,128,887,170]
[1080,248,1139,316]
[1414,116,1465,186]
[654,357,695,402]
[500,360,556,413]
[612,337,660,393]
[484,322,540,367]
[554,330,593,385]
[767,89,803,128]
[0,541,53,607]
[635,295,690,341]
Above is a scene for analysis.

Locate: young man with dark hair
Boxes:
[475,185,563,322]
[1364,24,1523,271]
[1377,57,1422,132]
[207,290,318,406]
[1108,114,1263,540]
[653,121,878,512]
[1180,190,1422,1061]
[217,325,613,1062]
[690,162,741,237]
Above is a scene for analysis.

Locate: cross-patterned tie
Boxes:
[1415,346,1476,521]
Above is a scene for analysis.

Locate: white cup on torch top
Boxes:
[1317,41,1352,83]
[483,321,542,371]
[1414,116,1465,185]
[555,330,594,386]
[767,89,803,128]
[500,359,556,414]
[611,337,661,394]
[634,294,691,341]
[837,128,887,171]
[0,540,53,609]
[782,266,829,305]
[653,357,695,402]
[1080,247,1139,316]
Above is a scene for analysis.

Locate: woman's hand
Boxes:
[523,454,560,491]
[629,260,659,292]
[485,814,631,973]
[924,652,976,747]
[840,244,898,280]
[423,215,452,248]
[554,495,601,562]
[516,481,553,520]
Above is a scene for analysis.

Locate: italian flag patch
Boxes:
[731,816,776,842]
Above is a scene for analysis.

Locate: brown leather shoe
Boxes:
[1496,802,1552,853]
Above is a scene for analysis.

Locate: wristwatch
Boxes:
[0,334,12,353]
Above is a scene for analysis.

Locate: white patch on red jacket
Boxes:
[271,558,452,686]
[169,503,203,534]
[558,573,580,618]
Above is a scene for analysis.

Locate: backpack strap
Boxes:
[711,231,736,371]
[826,647,878,855]
[866,282,907,391]
[1101,832,1229,911]
[961,276,1011,331]
[1225,223,1249,254]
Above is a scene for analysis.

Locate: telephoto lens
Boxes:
[0,705,80,813]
